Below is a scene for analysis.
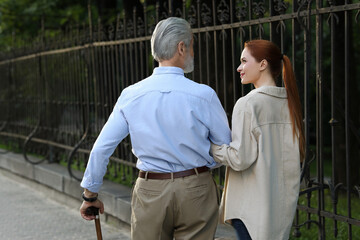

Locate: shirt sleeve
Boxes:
[80,99,129,192]
[211,108,258,171]
[208,92,231,146]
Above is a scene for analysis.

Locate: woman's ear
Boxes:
[259,59,268,71]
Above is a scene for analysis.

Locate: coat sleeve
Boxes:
[211,108,258,171]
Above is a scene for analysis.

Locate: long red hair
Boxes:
[244,40,305,161]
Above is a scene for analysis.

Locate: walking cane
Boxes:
[86,206,103,240]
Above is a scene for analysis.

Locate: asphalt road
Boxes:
[0,171,131,240]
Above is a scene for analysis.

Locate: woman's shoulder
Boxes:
[235,89,262,109]
[235,87,284,118]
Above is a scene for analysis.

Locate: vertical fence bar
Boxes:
[269,0,273,42]
[329,1,338,236]
[212,0,219,93]
[70,50,76,145]
[94,19,101,132]
[344,2,352,239]
[230,0,237,105]
[110,42,117,110]
[300,0,313,232]
[134,7,139,84]
[292,1,296,73]
[221,31,227,120]
[205,2,211,87]
[196,0,203,84]
[144,2,150,77]
[239,24,245,97]
[248,0,252,39]
[303,2,311,172]
[101,39,108,119]
[316,1,324,238]
[104,44,110,118]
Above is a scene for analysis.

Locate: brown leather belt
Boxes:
[138,166,209,180]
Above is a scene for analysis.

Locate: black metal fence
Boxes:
[0,1,360,239]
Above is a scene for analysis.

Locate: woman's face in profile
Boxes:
[237,47,261,85]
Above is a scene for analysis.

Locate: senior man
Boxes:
[79,17,231,240]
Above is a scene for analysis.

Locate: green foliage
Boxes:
[58,153,136,187]
[0,0,89,51]
[0,139,22,153]
[104,163,136,187]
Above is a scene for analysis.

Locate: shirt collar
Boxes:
[251,86,287,99]
[153,66,185,76]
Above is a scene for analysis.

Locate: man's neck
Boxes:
[158,56,183,69]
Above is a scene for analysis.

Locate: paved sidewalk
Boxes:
[0,151,236,240]
[0,170,131,240]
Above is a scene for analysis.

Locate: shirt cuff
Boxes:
[80,179,102,193]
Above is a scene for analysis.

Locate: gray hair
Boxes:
[151,17,192,62]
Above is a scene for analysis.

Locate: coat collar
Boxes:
[250,86,287,99]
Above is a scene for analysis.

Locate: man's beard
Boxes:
[183,54,194,73]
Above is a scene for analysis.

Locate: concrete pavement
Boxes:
[0,169,131,240]
[0,151,236,240]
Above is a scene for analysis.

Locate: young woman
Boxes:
[211,39,305,240]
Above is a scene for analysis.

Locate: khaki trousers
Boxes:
[131,171,219,240]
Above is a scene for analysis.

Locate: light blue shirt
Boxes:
[81,67,231,192]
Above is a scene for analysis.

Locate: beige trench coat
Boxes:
[211,86,300,240]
